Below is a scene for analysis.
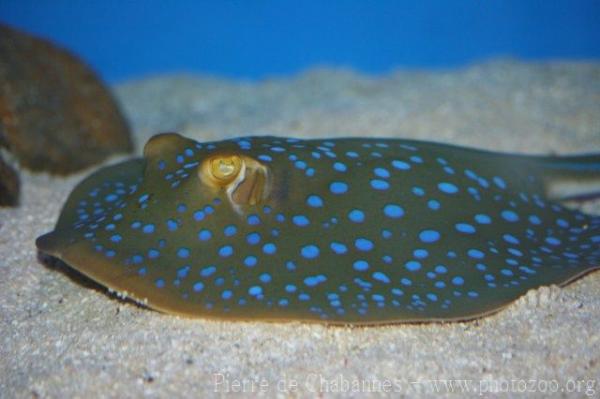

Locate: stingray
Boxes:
[36,133,600,324]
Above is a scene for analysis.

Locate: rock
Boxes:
[0,154,19,206]
[0,24,133,175]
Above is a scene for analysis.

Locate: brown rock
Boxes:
[0,24,133,174]
[0,153,19,206]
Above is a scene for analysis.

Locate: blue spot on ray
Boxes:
[438,182,459,194]
[427,200,440,210]
[193,210,205,221]
[330,182,348,194]
[193,282,204,292]
[383,204,404,218]
[372,272,390,283]
[348,209,365,223]
[333,162,347,172]
[246,232,261,245]
[177,248,190,258]
[110,234,122,243]
[355,238,374,251]
[371,179,390,190]
[263,243,277,254]
[468,249,485,259]
[244,256,257,267]
[292,215,310,227]
[247,214,261,225]
[198,229,212,241]
[353,260,369,272]
[248,286,263,296]
[452,276,465,286]
[304,275,327,287]
[307,195,324,207]
[331,242,348,254]
[475,214,491,224]
[223,225,237,236]
[405,261,422,272]
[501,210,520,222]
[374,167,390,178]
[219,245,233,257]
[391,160,411,170]
[221,290,233,300]
[420,230,441,243]
[167,219,178,231]
[456,223,476,234]
[301,244,320,259]
[200,266,216,277]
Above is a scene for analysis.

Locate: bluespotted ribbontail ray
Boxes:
[36,133,600,324]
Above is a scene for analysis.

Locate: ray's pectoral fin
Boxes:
[36,158,146,257]
[198,153,271,207]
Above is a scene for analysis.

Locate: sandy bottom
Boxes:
[1,60,599,398]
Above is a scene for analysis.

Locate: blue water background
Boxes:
[1,0,599,82]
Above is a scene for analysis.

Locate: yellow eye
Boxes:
[207,155,242,185]
[199,153,272,205]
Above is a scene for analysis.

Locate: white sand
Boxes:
[1,60,599,398]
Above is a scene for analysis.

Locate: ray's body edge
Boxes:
[32,232,600,324]
[37,231,600,325]
[35,134,600,324]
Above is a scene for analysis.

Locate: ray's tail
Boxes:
[530,152,600,271]
[533,153,600,201]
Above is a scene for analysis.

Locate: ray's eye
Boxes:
[208,155,242,185]
[199,152,271,206]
